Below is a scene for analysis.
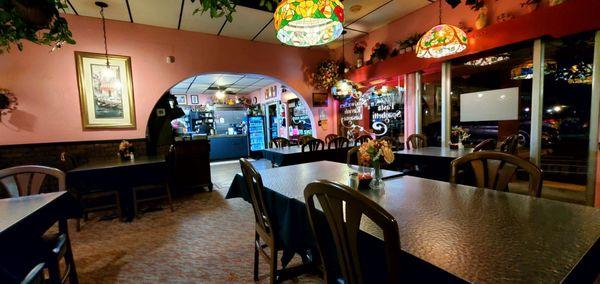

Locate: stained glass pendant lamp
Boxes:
[332,31,362,99]
[416,0,468,58]
[274,0,344,47]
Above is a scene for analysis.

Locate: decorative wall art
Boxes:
[312,92,328,107]
[175,95,187,105]
[75,52,136,129]
[190,95,200,105]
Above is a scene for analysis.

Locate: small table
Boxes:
[227,161,600,282]
[0,192,79,281]
[67,156,167,220]
[262,146,353,167]
[394,147,473,181]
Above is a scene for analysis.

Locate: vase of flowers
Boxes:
[358,139,395,190]
[353,41,366,68]
[452,126,470,150]
[118,140,134,161]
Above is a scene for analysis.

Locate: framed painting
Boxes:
[75,52,136,129]
[313,92,328,107]
[175,95,187,105]
[190,95,199,105]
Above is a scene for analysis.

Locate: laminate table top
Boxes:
[245,161,600,282]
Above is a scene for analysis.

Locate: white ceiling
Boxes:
[63,0,431,48]
[170,73,278,95]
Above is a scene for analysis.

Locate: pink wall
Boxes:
[0,15,330,145]
[335,0,553,62]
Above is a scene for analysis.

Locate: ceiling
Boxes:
[63,0,431,48]
[170,74,278,95]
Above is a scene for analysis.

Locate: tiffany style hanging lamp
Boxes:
[416,0,468,58]
[274,0,344,47]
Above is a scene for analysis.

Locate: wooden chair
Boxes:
[324,134,338,145]
[60,152,122,231]
[0,166,79,284]
[406,134,427,150]
[354,134,372,146]
[239,158,282,283]
[298,135,314,146]
[346,147,359,166]
[270,137,290,149]
[328,136,349,149]
[21,263,45,284]
[302,139,325,152]
[304,180,402,284]
[450,151,543,197]
[472,139,496,152]
[500,135,518,154]
[132,148,175,218]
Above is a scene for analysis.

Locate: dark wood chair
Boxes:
[450,151,543,197]
[21,263,45,284]
[298,135,314,146]
[500,135,518,154]
[0,165,79,284]
[406,134,427,150]
[239,158,284,283]
[304,180,402,284]
[270,137,290,149]
[60,152,122,231]
[346,146,359,166]
[328,136,349,149]
[354,134,372,146]
[472,139,496,152]
[324,134,338,145]
[302,139,325,152]
[132,148,175,218]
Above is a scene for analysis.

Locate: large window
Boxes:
[421,66,442,146]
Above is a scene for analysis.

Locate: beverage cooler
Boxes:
[247,115,266,158]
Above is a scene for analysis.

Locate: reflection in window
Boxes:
[421,67,442,146]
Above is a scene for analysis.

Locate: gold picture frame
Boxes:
[75,51,136,129]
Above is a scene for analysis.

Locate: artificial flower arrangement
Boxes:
[367,42,389,65]
[452,126,470,148]
[357,139,395,189]
[353,41,367,55]
[313,59,342,91]
[118,140,134,160]
[0,88,18,118]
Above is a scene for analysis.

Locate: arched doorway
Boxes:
[146,72,316,157]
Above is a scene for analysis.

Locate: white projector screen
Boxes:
[460,87,519,122]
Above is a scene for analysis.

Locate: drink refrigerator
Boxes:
[247,115,267,158]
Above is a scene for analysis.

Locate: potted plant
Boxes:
[521,0,541,12]
[0,89,18,119]
[451,126,470,149]
[353,41,366,68]
[369,42,389,64]
[0,0,76,53]
[358,139,395,190]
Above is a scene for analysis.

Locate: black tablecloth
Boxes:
[262,146,351,167]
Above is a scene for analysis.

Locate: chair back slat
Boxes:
[239,159,274,238]
[451,151,542,197]
[302,139,324,152]
[346,146,359,166]
[0,166,66,198]
[304,180,401,284]
[297,135,314,146]
[406,134,427,150]
[270,137,290,148]
[325,134,338,145]
[354,135,372,146]
[328,137,349,149]
[500,135,518,154]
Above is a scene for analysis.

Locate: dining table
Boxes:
[394,147,473,181]
[262,145,354,167]
[67,156,167,220]
[0,192,79,282]
[226,160,600,282]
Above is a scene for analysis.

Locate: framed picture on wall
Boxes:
[312,92,328,107]
[190,95,199,105]
[175,95,187,105]
[75,51,136,129]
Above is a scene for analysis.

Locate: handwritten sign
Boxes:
[340,98,363,124]
[369,94,403,136]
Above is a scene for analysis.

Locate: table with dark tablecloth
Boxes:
[262,146,353,167]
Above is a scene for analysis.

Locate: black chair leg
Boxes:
[254,232,259,281]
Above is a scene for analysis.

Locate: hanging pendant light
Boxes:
[332,31,362,99]
[96,1,119,84]
[416,0,468,58]
[274,0,344,47]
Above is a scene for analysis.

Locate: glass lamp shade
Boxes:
[331,79,361,99]
[416,24,468,58]
[274,0,344,47]
[511,59,557,80]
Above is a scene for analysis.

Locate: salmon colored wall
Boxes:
[335,0,553,62]
[0,15,329,146]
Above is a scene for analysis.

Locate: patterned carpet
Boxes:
[68,160,321,283]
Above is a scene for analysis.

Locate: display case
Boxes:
[288,98,312,141]
[248,115,266,153]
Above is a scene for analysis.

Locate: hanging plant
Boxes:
[0,0,75,54]
[465,0,485,11]
[312,59,342,91]
[189,0,280,22]
[0,88,18,117]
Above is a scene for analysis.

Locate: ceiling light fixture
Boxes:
[95,1,117,81]
[332,31,362,99]
[510,59,557,80]
[416,0,468,58]
[215,90,226,100]
[274,0,344,47]
[464,53,510,66]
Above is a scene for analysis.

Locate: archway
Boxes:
[146,72,317,156]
